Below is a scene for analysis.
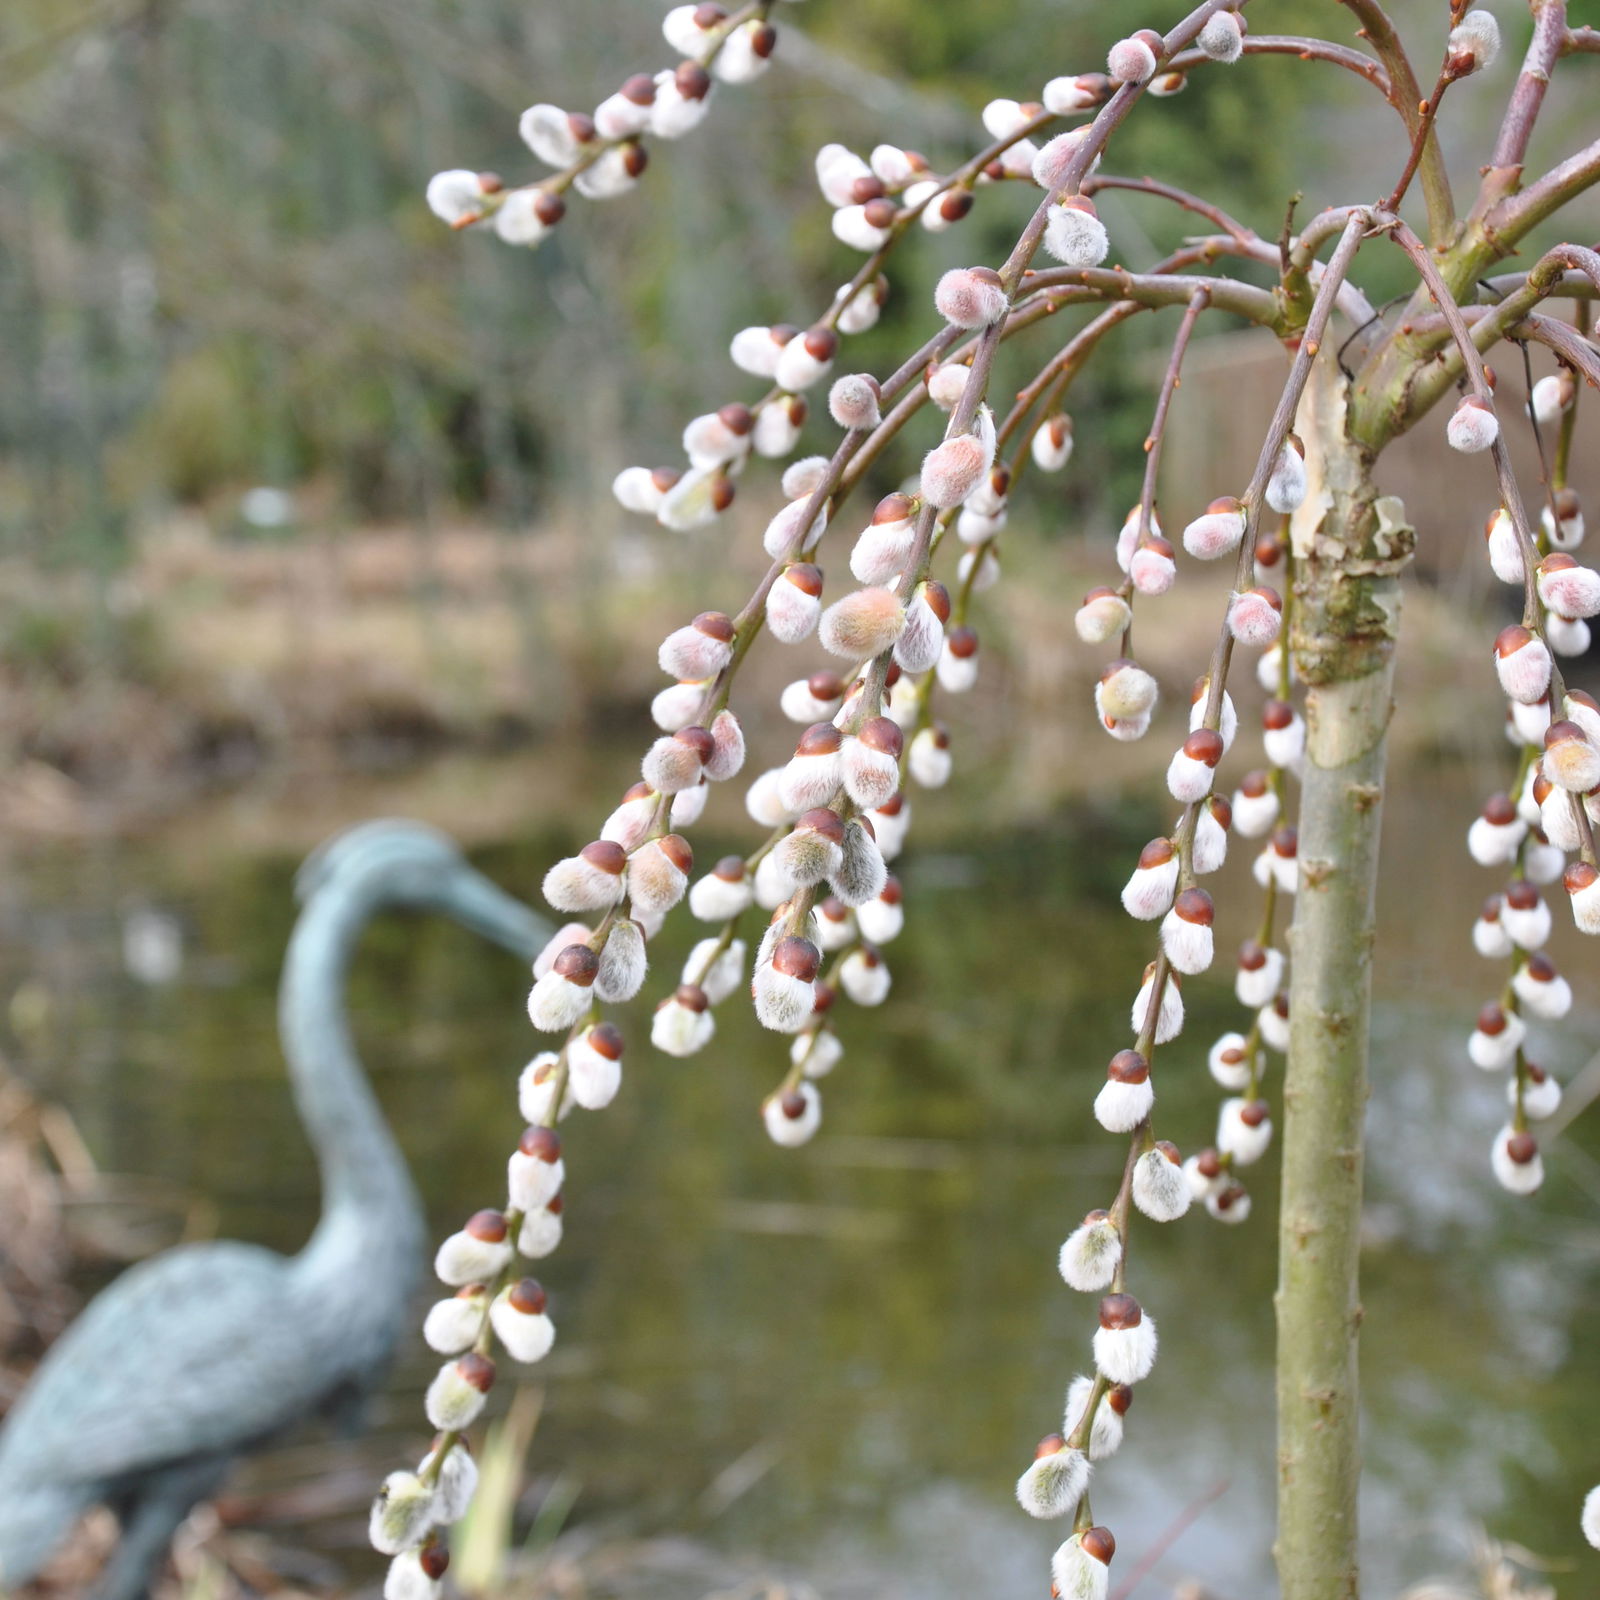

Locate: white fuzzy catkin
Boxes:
[369,1471,437,1555]
[1131,1146,1191,1221]
[1059,1215,1122,1292]
[1093,1315,1157,1385]
[1016,1446,1090,1519]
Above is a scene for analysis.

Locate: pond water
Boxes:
[4,748,1600,1600]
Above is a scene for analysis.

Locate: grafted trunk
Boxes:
[1275,371,1413,1600]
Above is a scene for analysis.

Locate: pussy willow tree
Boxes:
[361,3,1600,1597]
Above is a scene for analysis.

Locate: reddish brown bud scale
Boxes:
[693,1,726,22]
[947,625,979,658]
[780,1089,808,1119]
[797,721,844,756]
[568,112,598,144]
[456,1351,496,1393]
[1081,1526,1116,1565]
[1107,1384,1134,1416]
[534,192,567,226]
[749,21,776,56]
[804,326,839,361]
[1272,826,1298,857]
[1099,1292,1143,1331]
[620,73,656,105]
[587,1022,625,1060]
[876,792,906,817]
[1263,699,1295,731]
[1239,1100,1269,1128]
[880,875,903,905]
[519,1125,562,1162]
[1239,939,1267,972]
[884,661,904,690]
[420,1540,451,1581]
[798,807,846,843]
[874,492,915,524]
[850,174,887,204]
[649,467,682,494]
[939,188,974,222]
[1477,1001,1509,1035]
[922,580,952,624]
[1107,1049,1149,1084]
[659,834,694,874]
[509,1277,547,1315]
[772,936,821,982]
[1507,1131,1539,1165]
[1209,794,1233,830]
[807,671,846,701]
[1545,719,1586,749]
[862,198,898,229]
[1197,1147,1223,1178]
[1566,861,1599,893]
[1173,887,1213,926]
[785,562,824,597]
[621,141,649,179]
[812,982,836,1013]
[1496,623,1533,658]
[1506,878,1539,910]
[553,944,600,985]
[1239,769,1271,798]
[1182,728,1225,767]
[579,839,627,875]
[675,61,712,100]
[674,982,709,1011]
[1482,793,1517,826]
[1036,1432,1067,1458]
[714,855,745,882]
[860,717,904,758]
[1137,838,1175,870]
[465,1209,508,1242]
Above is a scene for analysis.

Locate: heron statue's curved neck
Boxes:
[278,889,425,1283]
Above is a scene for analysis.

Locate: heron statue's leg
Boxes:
[90,1456,231,1600]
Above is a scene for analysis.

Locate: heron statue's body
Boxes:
[0,822,547,1600]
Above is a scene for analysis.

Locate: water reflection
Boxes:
[3,756,1598,1598]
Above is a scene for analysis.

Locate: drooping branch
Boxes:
[1170,33,1390,94]
[1477,0,1570,211]
[1484,137,1600,254]
[1083,173,1259,248]
[1378,243,1600,432]
[1383,217,1598,865]
[1024,266,1281,327]
[1334,0,1454,242]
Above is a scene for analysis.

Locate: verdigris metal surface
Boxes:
[0,821,546,1600]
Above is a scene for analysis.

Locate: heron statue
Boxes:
[0,820,548,1599]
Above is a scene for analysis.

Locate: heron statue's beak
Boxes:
[439,865,551,964]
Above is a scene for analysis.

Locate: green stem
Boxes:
[1275,366,1403,1600]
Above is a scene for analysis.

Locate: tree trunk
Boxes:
[1275,370,1412,1600]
